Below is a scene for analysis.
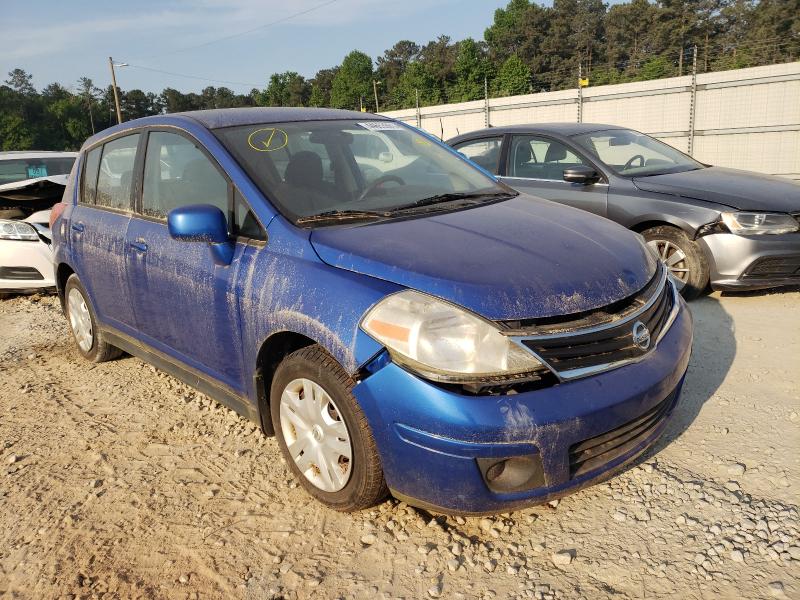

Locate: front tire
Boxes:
[642,225,709,300]
[270,345,387,511]
[64,274,122,362]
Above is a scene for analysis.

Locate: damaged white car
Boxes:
[0,151,77,297]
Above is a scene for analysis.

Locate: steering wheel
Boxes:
[356,175,405,202]
[623,154,646,170]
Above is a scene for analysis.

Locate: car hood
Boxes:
[0,175,68,203]
[309,196,657,321]
[632,167,800,212]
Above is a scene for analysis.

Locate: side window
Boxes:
[96,134,140,210]
[508,135,587,180]
[234,190,266,240]
[81,147,102,205]
[453,137,503,174]
[142,132,230,224]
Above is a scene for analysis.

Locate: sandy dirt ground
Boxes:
[0,290,798,600]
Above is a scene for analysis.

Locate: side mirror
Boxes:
[563,166,600,185]
[378,151,393,163]
[168,204,233,265]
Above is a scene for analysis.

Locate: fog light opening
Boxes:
[477,454,546,494]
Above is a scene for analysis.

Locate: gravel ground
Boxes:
[0,290,798,600]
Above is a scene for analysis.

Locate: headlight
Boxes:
[361,290,545,383]
[0,220,39,241]
[720,212,799,235]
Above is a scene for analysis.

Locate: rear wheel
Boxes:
[64,274,122,362]
[270,345,387,511]
[642,225,708,300]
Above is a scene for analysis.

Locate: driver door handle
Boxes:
[129,240,148,252]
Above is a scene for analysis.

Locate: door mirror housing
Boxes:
[168,204,233,265]
[563,166,600,184]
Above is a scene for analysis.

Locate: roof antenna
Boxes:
[456,127,460,136]
[439,118,444,141]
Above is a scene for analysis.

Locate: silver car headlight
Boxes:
[721,212,799,235]
[361,290,544,383]
[0,220,39,241]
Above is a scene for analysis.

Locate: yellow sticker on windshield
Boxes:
[247,127,289,152]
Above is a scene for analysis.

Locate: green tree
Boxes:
[376,40,420,109]
[309,67,338,107]
[5,68,35,94]
[392,61,442,108]
[330,51,373,110]
[495,55,530,96]
[262,71,309,106]
[449,38,493,102]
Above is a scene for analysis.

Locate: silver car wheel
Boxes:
[647,239,689,290]
[67,287,94,352]
[279,377,353,493]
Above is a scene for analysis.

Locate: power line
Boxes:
[124,64,263,88]
[136,0,340,61]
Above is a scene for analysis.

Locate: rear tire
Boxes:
[270,344,388,511]
[642,225,709,300]
[64,274,122,362]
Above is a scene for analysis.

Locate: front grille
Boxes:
[568,392,674,478]
[0,266,44,281]
[741,255,800,279]
[519,267,674,377]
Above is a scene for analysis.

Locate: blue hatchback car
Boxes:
[52,108,692,514]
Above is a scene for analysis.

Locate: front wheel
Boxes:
[270,345,387,511]
[642,225,709,300]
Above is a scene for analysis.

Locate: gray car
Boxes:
[448,124,800,299]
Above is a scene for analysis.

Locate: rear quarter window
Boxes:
[81,148,102,205]
[95,134,140,211]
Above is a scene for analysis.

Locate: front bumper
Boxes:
[0,238,55,291]
[352,297,693,514]
[699,232,800,291]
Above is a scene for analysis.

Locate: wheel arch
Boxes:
[55,262,76,313]
[254,330,318,436]
[630,217,694,236]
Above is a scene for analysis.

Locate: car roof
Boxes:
[0,151,78,160]
[178,107,388,129]
[447,122,625,144]
[81,107,393,149]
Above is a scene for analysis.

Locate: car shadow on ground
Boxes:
[642,293,736,459]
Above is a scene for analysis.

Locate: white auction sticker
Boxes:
[357,121,406,131]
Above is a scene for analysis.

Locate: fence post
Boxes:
[484,77,490,127]
[688,45,698,156]
[577,63,583,123]
[415,88,421,128]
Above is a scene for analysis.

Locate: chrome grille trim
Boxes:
[511,268,680,382]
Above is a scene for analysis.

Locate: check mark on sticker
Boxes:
[247,127,289,152]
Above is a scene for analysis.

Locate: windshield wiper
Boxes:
[295,209,393,225]
[391,191,516,213]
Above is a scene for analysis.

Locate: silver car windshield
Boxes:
[572,129,703,177]
[214,120,511,223]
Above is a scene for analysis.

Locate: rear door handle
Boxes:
[71,223,85,233]
[129,240,148,252]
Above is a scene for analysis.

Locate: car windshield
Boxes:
[0,156,76,185]
[572,129,704,177]
[214,120,512,224]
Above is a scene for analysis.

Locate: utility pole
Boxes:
[577,62,583,123]
[415,88,421,128]
[484,76,490,127]
[687,45,698,156]
[108,56,123,124]
[373,80,381,113]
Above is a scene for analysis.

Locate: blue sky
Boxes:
[2,0,522,94]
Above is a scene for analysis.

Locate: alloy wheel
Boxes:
[67,287,94,352]
[647,239,689,290]
[279,378,353,493]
